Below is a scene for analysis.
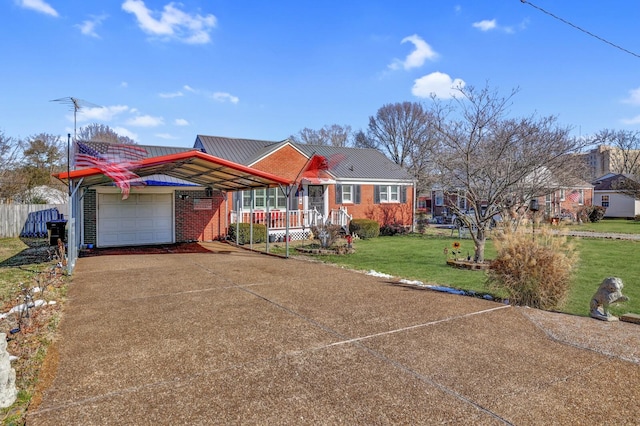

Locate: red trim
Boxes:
[55,150,291,186]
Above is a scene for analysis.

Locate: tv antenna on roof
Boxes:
[50,97,102,194]
[50,96,102,142]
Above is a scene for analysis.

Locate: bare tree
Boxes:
[367,102,438,194]
[353,129,377,149]
[20,133,66,191]
[289,124,352,147]
[77,123,137,145]
[588,129,640,175]
[432,85,587,262]
[0,130,23,201]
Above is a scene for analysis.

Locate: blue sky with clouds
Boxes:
[2,0,640,148]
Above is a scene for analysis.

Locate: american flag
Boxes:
[75,142,147,199]
[567,190,581,203]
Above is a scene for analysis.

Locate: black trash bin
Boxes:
[46,220,67,246]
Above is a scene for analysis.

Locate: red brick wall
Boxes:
[251,145,308,181]
[328,184,414,227]
[175,190,227,241]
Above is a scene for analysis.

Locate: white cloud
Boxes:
[120,81,128,88]
[183,85,196,93]
[411,72,466,99]
[121,0,217,44]
[126,115,164,127]
[473,18,526,34]
[620,115,640,125]
[17,0,58,17]
[159,91,183,98]
[389,34,438,71]
[472,19,497,32]
[75,105,130,123]
[623,87,640,105]
[77,14,108,38]
[155,133,179,140]
[112,127,139,142]
[174,118,189,126]
[212,92,239,104]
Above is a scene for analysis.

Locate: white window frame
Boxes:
[342,185,353,203]
[578,189,584,205]
[379,185,400,203]
[601,195,609,208]
[242,188,287,210]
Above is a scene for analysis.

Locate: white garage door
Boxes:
[97,193,173,247]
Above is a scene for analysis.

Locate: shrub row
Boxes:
[228,223,267,244]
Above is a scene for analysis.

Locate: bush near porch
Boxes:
[228,223,267,244]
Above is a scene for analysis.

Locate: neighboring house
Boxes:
[59,137,414,249]
[195,135,415,240]
[592,173,640,218]
[430,181,594,222]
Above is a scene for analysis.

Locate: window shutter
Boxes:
[354,185,361,204]
[335,184,342,204]
[400,186,407,204]
[374,185,380,204]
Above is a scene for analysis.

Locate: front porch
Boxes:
[230,208,352,241]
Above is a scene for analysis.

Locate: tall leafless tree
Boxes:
[588,129,640,198]
[0,130,23,201]
[367,102,438,195]
[20,133,66,192]
[432,85,587,262]
[289,124,352,147]
[77,123,137,145]
[588,129,640,175]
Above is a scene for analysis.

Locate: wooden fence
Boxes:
[0,204,69,238]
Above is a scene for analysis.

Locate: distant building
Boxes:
[581,144,640,180]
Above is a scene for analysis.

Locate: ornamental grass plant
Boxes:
[486,225,578,310]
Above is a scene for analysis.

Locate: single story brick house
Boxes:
[57,137,415,249]
[195,135,415,241]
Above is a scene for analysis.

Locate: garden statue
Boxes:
[0,333,17,408]
[590,277,629,321]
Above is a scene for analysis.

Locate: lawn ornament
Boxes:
[590,277,629,321]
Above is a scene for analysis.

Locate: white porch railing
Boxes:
[230,208,352,230]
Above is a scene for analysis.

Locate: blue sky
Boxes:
[2,0,640,148]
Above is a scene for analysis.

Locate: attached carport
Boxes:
[55,150,292,272]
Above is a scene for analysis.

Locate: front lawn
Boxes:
[567,218,640,234]
[313,233,639,317]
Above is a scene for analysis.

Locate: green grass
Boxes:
[310,233,639,317]
[566,218,640,234]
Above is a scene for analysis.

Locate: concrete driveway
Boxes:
[28,243,639,425]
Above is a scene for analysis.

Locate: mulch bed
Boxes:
[79,242,212,257]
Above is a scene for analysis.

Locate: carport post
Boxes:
[249,190,254,250]
[235,195,240,245]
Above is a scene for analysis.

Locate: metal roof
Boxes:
[195,135,414,182]
[56,150,291,191]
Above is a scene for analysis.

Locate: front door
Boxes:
[308,185,325,215]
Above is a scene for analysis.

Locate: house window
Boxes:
[559,189,565,201]
[342,185,353,203]
[379,185,400,203]
[601,195,609,208]
[242,188,286,209]
[578,189,584,205]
